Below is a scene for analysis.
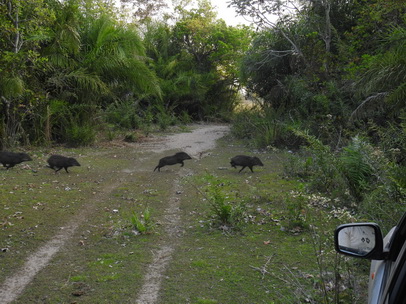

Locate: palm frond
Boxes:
[387,80,406,108]
[349,92,388,122]
[66,68,109,96]
[357,25,406,114]
[0,77,25,98]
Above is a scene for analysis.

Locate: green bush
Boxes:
[286,128,348,201]
[339,136,375,202]
[200,174,247,231]
[284,129,405,230]
[284,187,308,230]
[153,103,178,130]
[131,207,154,235]
[65,123,96,147]
[104,100,142,129]
[231,106,301,149]
[178,110,193,125]
[124,131,141,142]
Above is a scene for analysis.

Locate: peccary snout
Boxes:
[0,151,32,169]
[230,155,264,173]
[47,155,81,173]
[154,152,192,172]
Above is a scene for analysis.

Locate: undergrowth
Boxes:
[284,129,405,232]
[197,173,247,232]
[189,168,369,303]
[130,207,154,235]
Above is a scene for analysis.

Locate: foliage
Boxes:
[0,0,253,147]
[339,136,376,202]
[284,129,405,232]
[0,0,163,147]
[231,105,302,149]
[229,0,405,237]
[354,24,406,120]
[283,186,308,230]
[286,128,347,199]
[233,0,405,153]
[130,207,154,235]
[0,0,405,156]
[118,0,168,24]
[65,122,96,147]
[104,100,143,130]
[200,174,247,231]
[0,0,55,148]
[143,3,253,120]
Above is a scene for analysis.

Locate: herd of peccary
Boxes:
[154,152,264,173]
[0,151,81,173]
[0,150,264,173]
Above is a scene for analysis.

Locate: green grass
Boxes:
[0,133,370,304]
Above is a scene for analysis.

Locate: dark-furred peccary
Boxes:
[154,152,192,172]
[47,155,81,173]
[230,155,264,173]
[0,151,32,169]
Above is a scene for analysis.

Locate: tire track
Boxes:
[134,124,229,303]
[135,172,185,304]
[0,180,123,304]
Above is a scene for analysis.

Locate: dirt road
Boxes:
[0,124,230,304]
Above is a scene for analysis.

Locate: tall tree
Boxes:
[0,0,55,147]
[146,0,252,119]
[118,0,168,23]
[38,0,161,144]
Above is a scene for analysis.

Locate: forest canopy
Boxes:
[0,0,405,154]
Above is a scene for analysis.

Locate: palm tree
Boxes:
[39,1,161,144]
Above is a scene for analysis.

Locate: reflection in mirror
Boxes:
[338,225,376,256]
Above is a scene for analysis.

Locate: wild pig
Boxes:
[154,152,192,172]
[47,154,81,173]
[230,155,264,173]
[0,151,32,169]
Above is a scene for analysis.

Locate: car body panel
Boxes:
[335,212,406,304]
[368,227,396,304]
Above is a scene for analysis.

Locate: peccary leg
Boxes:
[64,167,70,173]
[238,166,246,173]
[180,161,184,167]
[249,166,254,173]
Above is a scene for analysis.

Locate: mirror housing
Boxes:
[334,223,385,260]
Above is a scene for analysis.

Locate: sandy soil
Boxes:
[0,124,230,304]
[139,124,230,157]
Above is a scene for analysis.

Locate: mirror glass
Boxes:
[338,225,376,256]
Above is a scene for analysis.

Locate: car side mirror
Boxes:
[335,223,385,260]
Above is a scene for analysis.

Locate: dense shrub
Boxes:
[65,123,96,147]
[199,174,247,231]
[104,100,143,130]
[231,106,303,149]
[284,130,405,228]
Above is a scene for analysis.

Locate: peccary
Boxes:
[230,155,264,173]
[47,155,81,173]
[0,151,32,169]
[154,152,192,172]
